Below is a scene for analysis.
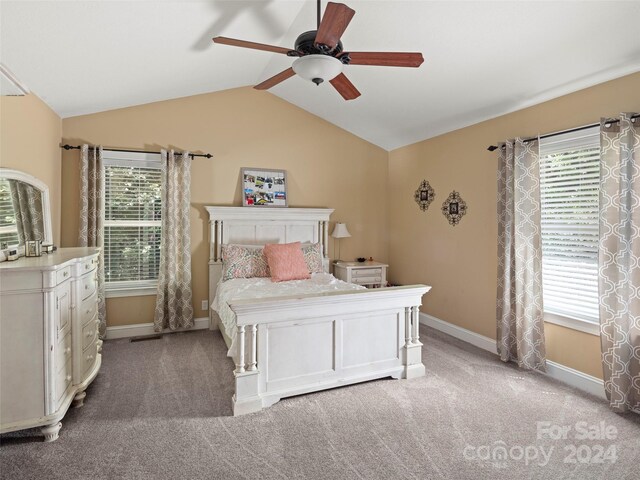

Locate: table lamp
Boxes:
[331,223,351,263]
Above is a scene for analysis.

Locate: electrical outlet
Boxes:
[201,300,208,311]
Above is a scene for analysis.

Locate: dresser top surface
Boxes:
[0,247,100,271]
[334,261,388,268]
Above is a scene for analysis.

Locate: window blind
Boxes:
[539,126,600,324]
[104,165,162,286]
[0,178,19,247]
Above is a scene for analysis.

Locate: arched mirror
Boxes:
[0,168,52,249]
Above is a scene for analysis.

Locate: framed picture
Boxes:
[441,190,468,226]
[241,168,288,207]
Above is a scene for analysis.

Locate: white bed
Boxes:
[213,273,366,357]
[206,206,431,416]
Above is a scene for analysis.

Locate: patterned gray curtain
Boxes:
[9,180,44,243]
[496,138,546,371]
[79,145,107,338]
[154,150,194,331]
[599,113,640,413]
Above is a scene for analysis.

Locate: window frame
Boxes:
[539,126,600,336]
[102,150,162,298]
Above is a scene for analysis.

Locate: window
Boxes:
[0,178,19,247]
[103,152,162,297]
[539,126,600,335]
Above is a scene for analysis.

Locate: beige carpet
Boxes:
[1,326,638,479]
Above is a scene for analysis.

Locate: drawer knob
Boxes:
[87,355,94,361]
[85,285,89,290]
[63,271,68,277]
[65,347,71,354]
[86,331,94,338]
[85,264,89,270]
[66,375,72,381]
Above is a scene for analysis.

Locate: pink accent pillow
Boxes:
[263,242,311,282]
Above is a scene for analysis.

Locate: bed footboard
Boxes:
[229,285,430,416]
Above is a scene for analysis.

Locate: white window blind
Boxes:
[103,156,162,291]
[0,178,19,247]
[539,126,600,325]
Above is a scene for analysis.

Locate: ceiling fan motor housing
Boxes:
[294,30,343,57]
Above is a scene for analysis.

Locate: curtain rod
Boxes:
[486,113,640,152]
[60,144,213,159]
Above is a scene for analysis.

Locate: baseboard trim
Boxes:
[543,361,606,399]
[420,313,498,355]
[106,317,210,340]
[419,313,606,400]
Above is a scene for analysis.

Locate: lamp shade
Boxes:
[292,55,343,85]
[331,223,351,239]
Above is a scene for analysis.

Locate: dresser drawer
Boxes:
[353,276,382,285]
[82,342,98,376]
[56,266,72,285]
[80,291,98,326]
[56,359,73,404]
[82,316,99,351]
[81,257,98,275]
[81,272,97,300]
[352,268,382,277]
[56,332,72,372]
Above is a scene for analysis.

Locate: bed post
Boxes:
[233,323,262,415]
[404,305,425,379]
[208,217,224,330]
[322,220,329,258]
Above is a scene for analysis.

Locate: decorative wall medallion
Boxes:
[442,191,468,226]
[414,180,435,211]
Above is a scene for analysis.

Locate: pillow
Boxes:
[263,242,311,282]
[221,244,270,281]
[301,243,324,273]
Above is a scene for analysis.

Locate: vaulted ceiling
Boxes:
[2,1,640,150]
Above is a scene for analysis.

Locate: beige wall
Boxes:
[0,94,62,244]
[388,72,640,379]
[61,87,389,327]
[54,72,640,376]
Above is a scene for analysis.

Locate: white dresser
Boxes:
[333,261,388,288]
[0,247,102,441]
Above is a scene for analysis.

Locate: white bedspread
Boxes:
[212,273,365,357]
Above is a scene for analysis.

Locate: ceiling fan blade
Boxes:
[254,68,296,90]
[344,52,425,67]
[329,73,360,101]
[213,36,294,55]
[314,2,355,51]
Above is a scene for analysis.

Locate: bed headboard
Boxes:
[205,206,334,328]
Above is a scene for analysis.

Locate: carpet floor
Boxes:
[1,326,638,479]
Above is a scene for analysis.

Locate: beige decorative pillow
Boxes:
[221,244,270,281]
[302,243,324,273]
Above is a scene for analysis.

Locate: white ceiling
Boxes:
[2,1,640,150]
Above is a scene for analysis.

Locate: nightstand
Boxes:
[333,261,388,288]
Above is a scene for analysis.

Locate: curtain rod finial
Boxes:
[487,145,498,152]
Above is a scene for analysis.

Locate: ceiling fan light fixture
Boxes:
[292,54,343,86]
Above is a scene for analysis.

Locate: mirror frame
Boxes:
[0,168,53,247]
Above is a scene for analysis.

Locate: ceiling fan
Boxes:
[212,0,424,100]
